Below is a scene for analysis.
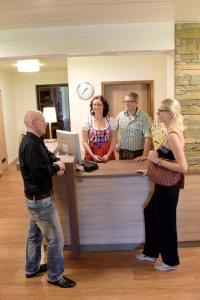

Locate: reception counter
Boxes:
[76,160,150,248]
[53,157,200,259]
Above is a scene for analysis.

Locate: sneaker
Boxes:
[154,262,177,271]
[135,253,156,262]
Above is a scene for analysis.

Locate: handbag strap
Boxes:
[162,130,182,145]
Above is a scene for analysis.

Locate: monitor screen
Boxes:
[56,130,82,165]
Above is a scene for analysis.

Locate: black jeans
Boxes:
[143,183,180,266]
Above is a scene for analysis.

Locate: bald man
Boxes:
[19,110,76,288]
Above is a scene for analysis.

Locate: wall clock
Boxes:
[77,82,94,100]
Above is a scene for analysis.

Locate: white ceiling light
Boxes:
[17,59,40,72]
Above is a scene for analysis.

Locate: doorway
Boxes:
[101,80,154,118]
[36,84,70,139]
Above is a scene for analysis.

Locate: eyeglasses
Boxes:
[157,109,170,113]
[123,100,136,103]
[93,104,103,107]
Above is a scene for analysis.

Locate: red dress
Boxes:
[84,116,115,161]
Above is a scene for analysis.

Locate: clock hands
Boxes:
[82,87,89,95]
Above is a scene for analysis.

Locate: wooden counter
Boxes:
[76,160,152,250]
[54,158,200,259]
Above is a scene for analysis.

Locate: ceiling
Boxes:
[0,0,200,29]
[0,0,200,73]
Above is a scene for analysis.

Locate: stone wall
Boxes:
[175,23,200,170]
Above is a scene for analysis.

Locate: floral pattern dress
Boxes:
[82,116,116,161]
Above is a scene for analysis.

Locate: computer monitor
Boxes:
[56,130,82,165]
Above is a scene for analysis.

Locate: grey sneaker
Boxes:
[136,253,156,262]
[154,262,177,271]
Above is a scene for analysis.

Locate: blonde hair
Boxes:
[161,98,185,131]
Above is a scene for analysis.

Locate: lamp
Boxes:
[43,107,57,140]
[17,59,40,72]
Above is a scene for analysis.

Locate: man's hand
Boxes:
[54,160,65,172]
[135,155,147,162]
[57,169,65,176]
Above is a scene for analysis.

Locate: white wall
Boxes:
[13,71,68,142]
[68,54,169,143]
[0,71,17,163]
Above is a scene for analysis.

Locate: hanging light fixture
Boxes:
[17,59,40,72]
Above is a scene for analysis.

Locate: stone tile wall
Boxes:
[175,23,200,170]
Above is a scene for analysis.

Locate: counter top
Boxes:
[76,160,148,177]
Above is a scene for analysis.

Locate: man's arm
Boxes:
[143,137,153,157]
[115,114,120,153]
[25,143,62,182]
[135,137,152,161]
[135,113,153,161]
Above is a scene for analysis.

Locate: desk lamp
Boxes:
[43,107,57,141]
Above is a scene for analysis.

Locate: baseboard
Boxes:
[60,241,200,252]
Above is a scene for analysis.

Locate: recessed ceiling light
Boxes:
[17,59,40,72]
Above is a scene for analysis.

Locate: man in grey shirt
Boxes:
[116,92,152,161]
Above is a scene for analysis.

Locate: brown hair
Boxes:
[90,95,109,117]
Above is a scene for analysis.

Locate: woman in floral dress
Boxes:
[82,95,117,162]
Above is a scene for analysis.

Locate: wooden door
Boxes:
[101,81,154,118]
[0,91,8,175]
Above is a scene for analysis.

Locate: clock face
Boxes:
[77,82,94,100]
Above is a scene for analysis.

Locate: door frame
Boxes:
[0,90,8,175]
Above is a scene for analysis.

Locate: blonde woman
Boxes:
[136,98,188,271]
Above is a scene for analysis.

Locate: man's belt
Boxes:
[25,190,53,200]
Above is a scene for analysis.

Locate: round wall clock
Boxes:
[77,82,94,100]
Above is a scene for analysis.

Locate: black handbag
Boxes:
[82,161,99,172]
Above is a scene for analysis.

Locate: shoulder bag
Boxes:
[147,130,184,188]
[147,161,183,187]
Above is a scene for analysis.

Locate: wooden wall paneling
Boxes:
[53,159,80,259]
[76,175,150,245]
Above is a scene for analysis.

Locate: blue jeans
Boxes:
[25,195,64,282]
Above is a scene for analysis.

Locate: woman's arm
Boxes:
[103,130,117,161]
[148,133,188,173]
[82,130,94,158]
[82,130,103,162]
